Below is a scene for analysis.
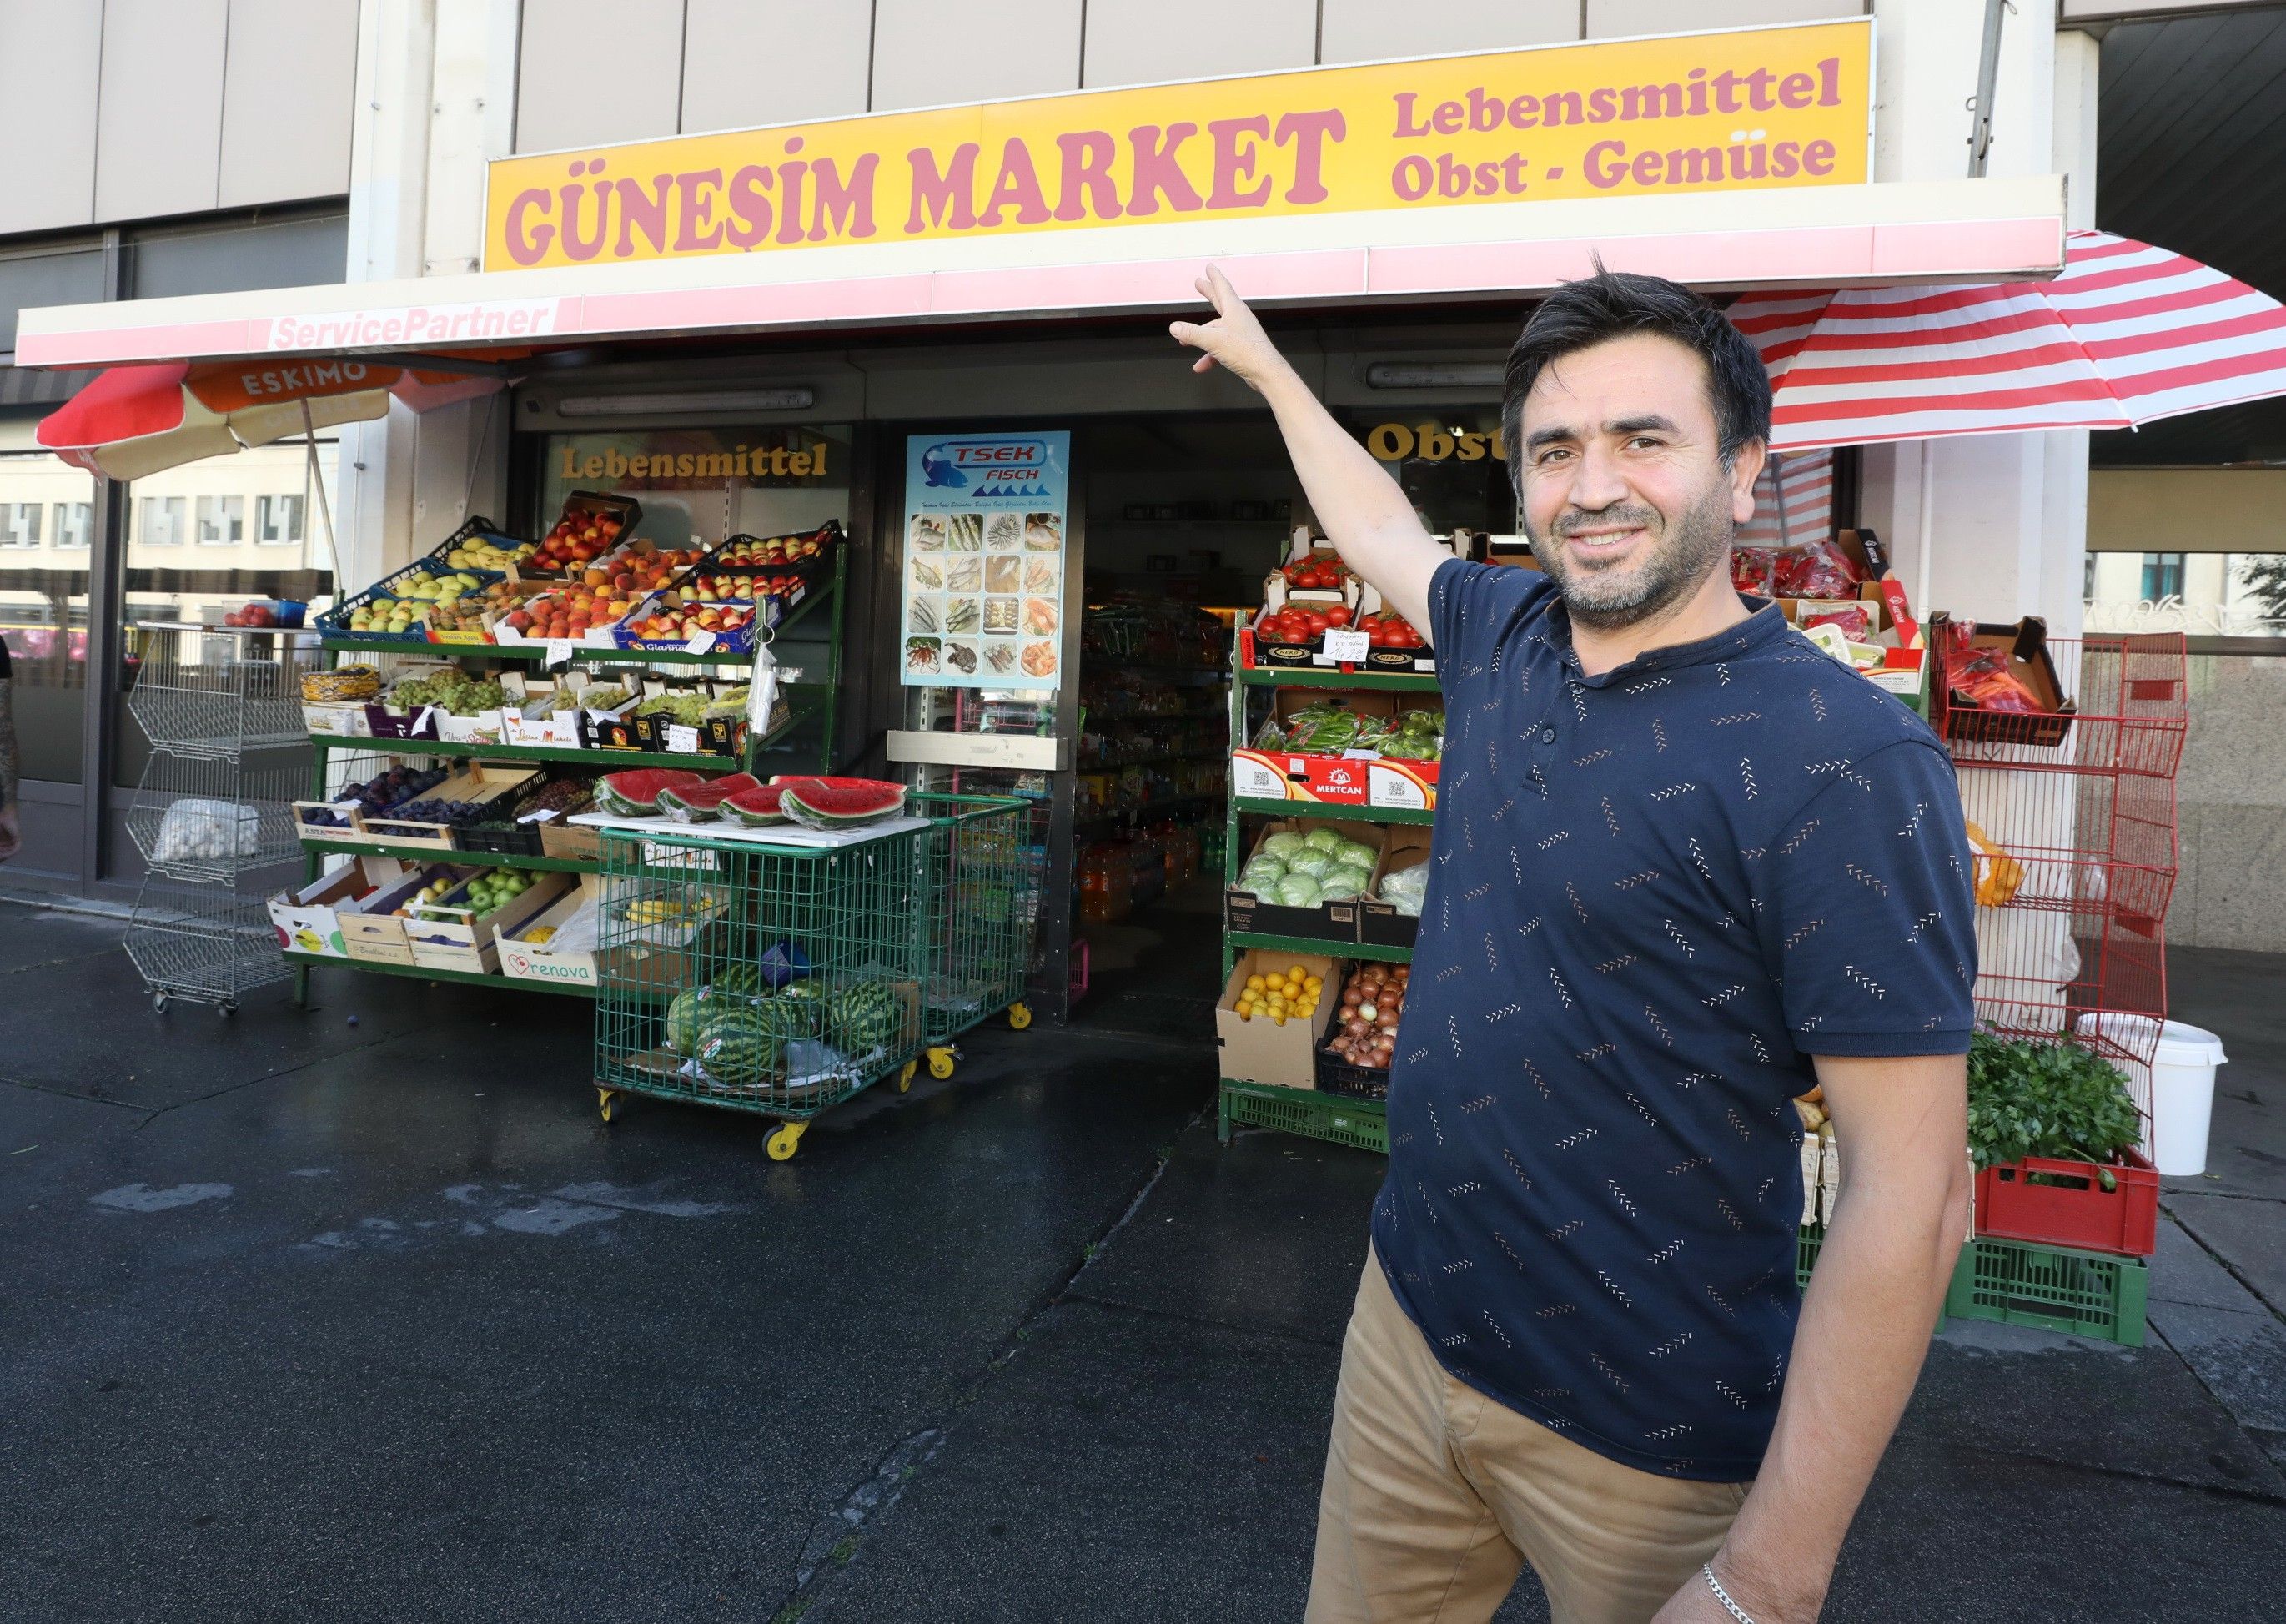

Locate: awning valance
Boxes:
[13,176,2065,371]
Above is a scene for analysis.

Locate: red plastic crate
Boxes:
[1974,1147,2158,1257]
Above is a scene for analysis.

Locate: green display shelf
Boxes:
[310,736,727,772]
[320,636,754,666]
[1237,663,1437,691]
[1218,1078,1388,1154]
[280,949,596,998]
[297,839,596,872]
[1231,796,1434,826]
[1229,930,1410,963]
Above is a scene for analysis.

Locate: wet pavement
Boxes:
[3,896,2283,1621]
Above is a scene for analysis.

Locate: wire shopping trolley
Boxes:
[589,793,1035,1158]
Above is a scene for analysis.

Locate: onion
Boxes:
[1356,1001,1378,1023]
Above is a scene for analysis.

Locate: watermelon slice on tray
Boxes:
[723,782,794,827]
[595,767,709,817]
[656,772,761,823]
[773,776,909,831]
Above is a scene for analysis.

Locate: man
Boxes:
[0,635,18,862]
[1173,266,1975,1624]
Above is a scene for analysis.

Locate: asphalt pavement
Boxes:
[2,896,2280,1621]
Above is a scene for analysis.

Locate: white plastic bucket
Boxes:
[2074,1013,2228,1177]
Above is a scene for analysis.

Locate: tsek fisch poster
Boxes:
[901,431,1068,691]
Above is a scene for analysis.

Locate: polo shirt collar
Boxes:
[1549,595,1791,689]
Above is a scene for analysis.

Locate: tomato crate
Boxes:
[1218,1078,1387,1154]
[1947,1234,2148,1346]
[1974,1149,2158,1256]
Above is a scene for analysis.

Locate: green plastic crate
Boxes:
[1798,1224,2145,1347]
[1947,1233,2148,1346]
[1219,1079,1388,1154]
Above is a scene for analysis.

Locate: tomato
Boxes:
[1367,622,1392,646]
[1323,605,1352,627]
[1304,611,1329,635]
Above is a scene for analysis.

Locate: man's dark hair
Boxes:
[1501,268,1771,485]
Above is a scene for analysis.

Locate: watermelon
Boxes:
[665,988,704,1056]
[776,777,908,830]
[711,962,768,998]
[596,767,708,817]
[777,978,829,1038]
[723,783,792,826]
[696,996,787,1089]
[655,772,759,823]
[831,979,905,1055]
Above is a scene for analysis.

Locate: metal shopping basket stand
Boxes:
[588,793,1035,1159]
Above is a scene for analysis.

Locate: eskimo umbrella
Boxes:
[1728,231,2286,451]
[34,359,496,480]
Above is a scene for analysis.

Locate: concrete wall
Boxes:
[0,0,355,233]
[2168,651,2286,951]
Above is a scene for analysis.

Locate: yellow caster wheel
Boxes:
[1007,1002,1033,1031]
[898,1060,917,1094]
[927,1047,956,1081]
[766,1123,806,1161]
[596,1088,620,1124]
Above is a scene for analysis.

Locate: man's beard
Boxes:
[1524,479,1736,631]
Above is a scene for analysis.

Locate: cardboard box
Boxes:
[359,762,544,849]
[1215,948,1341,1089]
[498,875,603,988]
[1356,826,1433,948]
[405,869,575,975]
[1232,691,1445,811]
[267,857,409,957]
[1927,613,2077,747]
[1224,818,1384,943]
[539,817,603,862]
[500,671,639,747]
[339,864,474,964]
[300,701,369,737]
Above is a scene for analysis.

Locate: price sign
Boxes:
[543,639,575,669]
[1321,629,1371,664]
[682,630,716,655]
[664,723,701,754]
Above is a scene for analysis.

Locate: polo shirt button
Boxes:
[1540,726,1558,744]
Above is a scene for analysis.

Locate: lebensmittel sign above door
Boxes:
[485,19,1870,272]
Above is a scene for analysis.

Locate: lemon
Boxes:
[1270,1013,1287,1026]
[1245,974,1265,993]
[1304,976,1324,993]
[1288,963,1308,983]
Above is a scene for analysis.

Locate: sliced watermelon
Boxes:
[779,777,908,830]
[595,767,708,817]
[655,772,760,823]
[723,782,794,827]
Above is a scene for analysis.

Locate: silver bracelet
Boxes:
[1702,1563,1759,1624]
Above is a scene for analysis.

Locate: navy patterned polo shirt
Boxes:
[1371,559,1976,1482]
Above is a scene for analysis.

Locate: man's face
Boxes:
[1514,333,1764,630]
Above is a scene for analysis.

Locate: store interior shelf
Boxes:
[1228,930,1412,963]
[1238,664,1437,691]
[299,839,597,873]
[320,636,768,666]
[1231,796,1434,826]
[281,949,597,998]
[1075,792,1223,832]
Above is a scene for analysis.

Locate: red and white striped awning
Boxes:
[1729,230,2286,450]
[1738,447,1834,547]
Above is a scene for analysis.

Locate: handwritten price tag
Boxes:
[683,630,716,655]
[664,724,701,754]
[543,639,575,669]
[1321,629,1371,664]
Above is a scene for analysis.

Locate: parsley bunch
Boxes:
[1966,1032,2143,1173]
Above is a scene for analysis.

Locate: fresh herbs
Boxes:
[1966,1032,2142,1174]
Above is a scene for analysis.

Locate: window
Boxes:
[0,501,39,547]
[2141,551,2185,601]
[138,495,186,546]
[195,494,244,546]
[52,502,92,547]
[2083,552,2098,600]
[256,492,304,546]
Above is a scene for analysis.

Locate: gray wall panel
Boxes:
[1318,2,1580,63]
[96,0,229,222]
[516,0,687,152]
[681,0,872,129]
[1082,0,1314,88]
[219,0,359,206]
[1585,0,1864,38]
[869,0,1082,112]
[0,2,103,232]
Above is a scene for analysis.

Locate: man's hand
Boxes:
[1168,265,1297,395]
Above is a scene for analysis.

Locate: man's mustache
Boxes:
[1553,505,1663,539]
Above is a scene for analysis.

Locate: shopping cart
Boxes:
[590,793,1035,1158]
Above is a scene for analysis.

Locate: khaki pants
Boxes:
[1306,1249,1750,1624]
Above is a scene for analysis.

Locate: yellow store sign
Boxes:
[485,20,1870,271]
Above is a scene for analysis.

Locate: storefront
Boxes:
[13,18,2070,1022]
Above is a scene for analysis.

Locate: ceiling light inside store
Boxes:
[554,387,816,416]
[1365,364,1505,390]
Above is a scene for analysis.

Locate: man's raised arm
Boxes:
[1171,265,1450,633]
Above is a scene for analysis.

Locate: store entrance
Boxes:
[1063,415,1297,1038]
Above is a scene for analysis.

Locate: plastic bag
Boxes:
[1377,863,1429,918]
[153,798,260,862]
[1801,604,1872,641]
[1942,624,2043,715]
[1731,547,1779,595]
[1773,540,1862,601]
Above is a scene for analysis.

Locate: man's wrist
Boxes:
[1709,1548,1826,1624]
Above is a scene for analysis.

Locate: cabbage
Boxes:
[1240,857,1286,883]
[1378,863,1429,918]
[1332,839,1379,871]
[1304,828,1344,854]
[1317,867,1371,901]
[1274,873,1324,908]
[1284,848,1334,879]
[1259,832,1308,860]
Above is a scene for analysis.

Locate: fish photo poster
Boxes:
[902,430,1069,691]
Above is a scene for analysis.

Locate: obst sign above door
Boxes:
[485,19,1869,271]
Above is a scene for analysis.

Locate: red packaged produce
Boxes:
[1773,540,1863,601]
[1801,605,1872,641]
[1731,547,1778,595]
